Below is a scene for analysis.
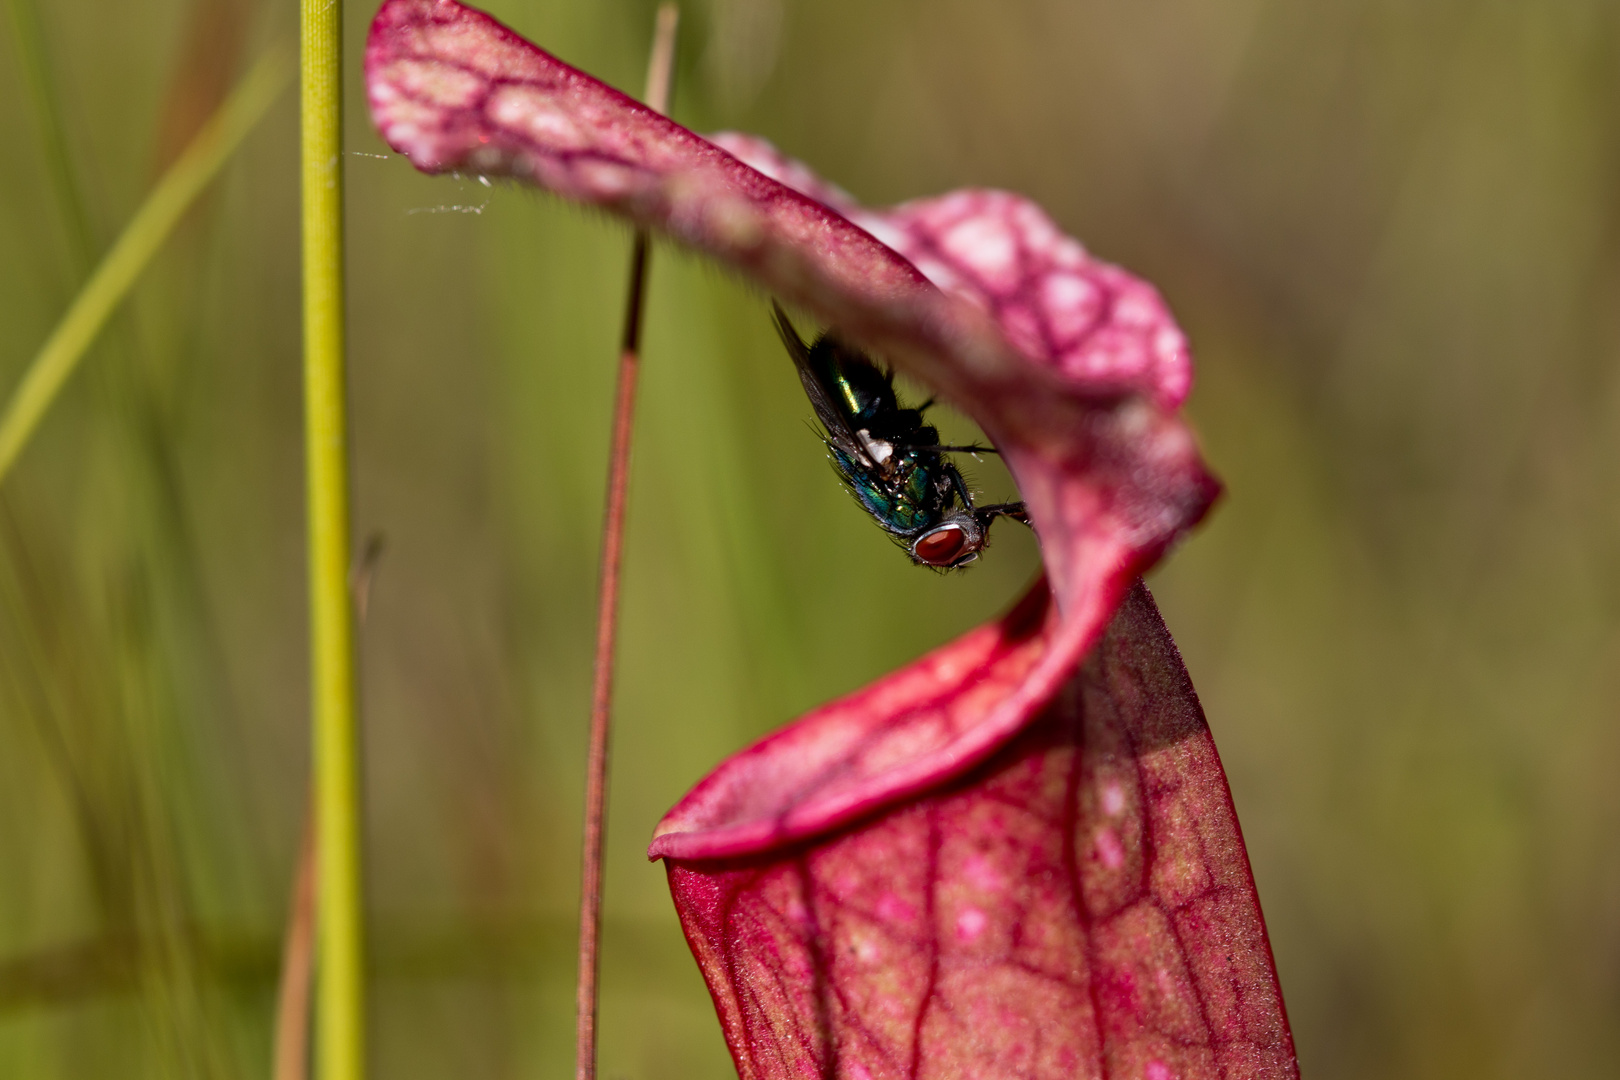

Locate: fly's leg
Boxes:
[944,467,1029,526]
[946,465,976,512]
[898,443,1001,456]
[973,502,1030,527]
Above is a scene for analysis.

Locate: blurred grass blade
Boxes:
[5,0,97,271]
[0,44,292,486]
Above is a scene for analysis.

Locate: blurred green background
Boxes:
[1,0,1616,1077]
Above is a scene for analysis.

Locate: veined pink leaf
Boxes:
[365,3,1295,1077]
[663,583,1294,1079]
[366,0,1218,797]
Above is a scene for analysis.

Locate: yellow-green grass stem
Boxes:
[0,46,291,487]
[300,0,363,1078]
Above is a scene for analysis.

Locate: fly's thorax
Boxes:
[830,446,950,537]
[884,450,953,533]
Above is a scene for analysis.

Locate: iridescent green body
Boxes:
[831,445,943,535]
[773,305,1027,568]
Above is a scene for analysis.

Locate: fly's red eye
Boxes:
[913,525,968,565]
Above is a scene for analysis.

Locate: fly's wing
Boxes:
[772,303,871,464]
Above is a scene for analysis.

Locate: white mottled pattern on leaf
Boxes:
[708,133,1192,408]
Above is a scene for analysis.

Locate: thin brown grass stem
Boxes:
[575,7,678,1080]
[271,812,317,1080]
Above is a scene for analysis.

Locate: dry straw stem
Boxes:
[575,7,680,1080]
[0,45,291,486]
[272,814,318,1080]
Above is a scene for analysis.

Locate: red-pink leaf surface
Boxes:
[366,0,1219,825]
[365,4,1294,1077]
[665,583,1294,1080]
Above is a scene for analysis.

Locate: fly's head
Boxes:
[908,513,986,568]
